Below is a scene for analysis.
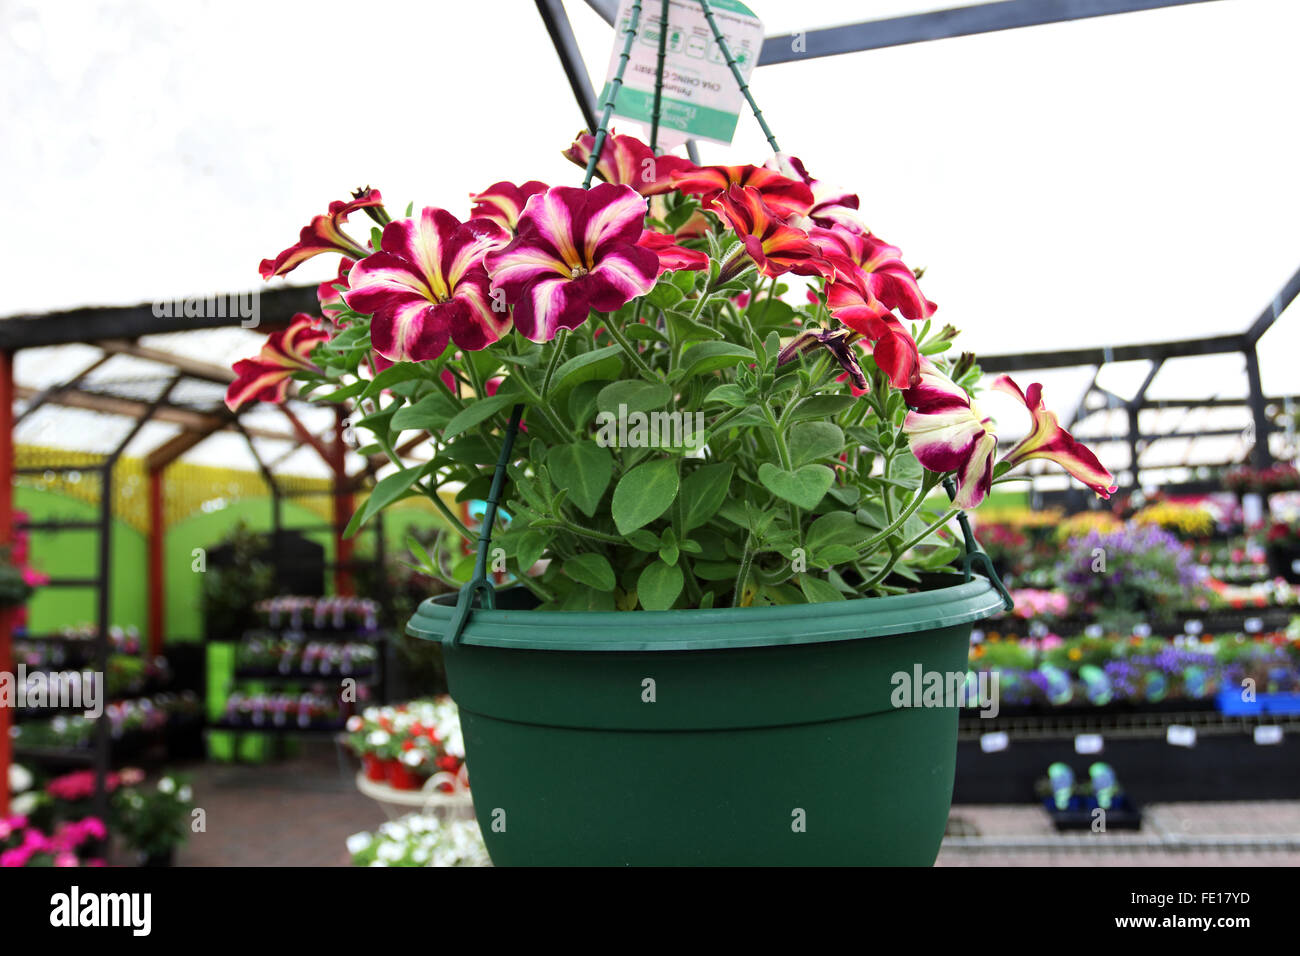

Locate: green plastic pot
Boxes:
[408,575,1005,866]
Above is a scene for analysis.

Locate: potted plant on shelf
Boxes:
[234,119,1116,862]
[111,774,194,867]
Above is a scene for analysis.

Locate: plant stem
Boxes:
[854,473,941,558]
[602,314,658,381]
[864,506,961,588]
[733,536,755,607]
[541,328,568,399]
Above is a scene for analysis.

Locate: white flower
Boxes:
[346,715,363,732]
[8,763,33,794]
[346,832,373,854]
[377,842,404,862]
[158,777,176,794]
[362,707,380,721]
[178,785,193,802]
[10,792,38,816]
[366,730,390,747]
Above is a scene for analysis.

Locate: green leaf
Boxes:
[703,384,748,407]
[789,394,857,422]
[391,392,461,433]
[345,464,428,538]
[359,362,427,401]
[787,422,845,467]
[757,463,834,510]
[918,544,963,570]
[546,443,613,518]
[637,561,684,610]
[443,394,514,440]
[646,281,685,310]
[805,510,868,555]
[693,560,739,581]
[514,531,547,572]
[563,553,616,591]
[625,529,660,551]
[611,459,679,534]
[678,341,754,379]
[596,380,672,416]
[551,345,624,393]
[799,574,846,603]
[679,462,734,532]
[567,379,607,432]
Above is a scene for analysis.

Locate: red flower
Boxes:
[259,189,385,279]
[225,315,329,411]
[711,185,832,279]
[636,229,709,276]
[670,163,814,218]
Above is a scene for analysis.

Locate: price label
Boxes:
[1185,619,1204,635]
[603,0,764,146]
[1244,617,1263,634]
[1133,622,1152,638]
[970,628,985,644]
[979,731,1009,753]
[1166,724,1197,748]
[1074,733,1104,755]
[1084,624,1103,639]
[1254,725,1283,746]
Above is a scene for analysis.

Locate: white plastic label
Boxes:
[603,0,764,145]
[1244,617,1263,634]
[1184,619,1203,635]
[1254,725,1283,745]
[979,731,1009,753]
[1166,725,1197,748]
[1075,734,1104,755]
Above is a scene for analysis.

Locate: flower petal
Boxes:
[993,376,1118,498]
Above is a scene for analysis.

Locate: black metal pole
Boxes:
[1244,344,1273,470]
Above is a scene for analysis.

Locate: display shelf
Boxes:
[959,707,1300,742]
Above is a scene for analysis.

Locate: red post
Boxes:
[147,467,165,657]
[333,407,353,596]
[0,351,14,816]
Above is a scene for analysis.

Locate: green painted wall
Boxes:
[17,485,455,642]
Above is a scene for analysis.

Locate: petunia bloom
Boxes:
[670,163,814,218]
[226,315,330,410]
[317,257,354,324]
[562,131,694,196]
[483,183,658,343]
[992,376,1118,499]
[814,226,935,322]
[469,180,549,231]
[259,189,385,279]
[711,185,833,280]
[636,229,709,276]
[902,360,997,510]
[345,207,511,362]
[777,327,867,391]
[766,154,867,233]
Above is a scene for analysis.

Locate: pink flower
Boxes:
[562,132,694,196]
[711,185,832,279]
[259,189,385,279]
[636,229,708,276]
[670,163,814,218]
[345,208,511,362]
[225,316,330,411]
[469,180,549,231]
[484,184,658,342]
[902,360,997,509]
[991,377,1117,499]
[766,154,867,232]
[815,226,936,323]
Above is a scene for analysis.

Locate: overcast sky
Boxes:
[2,0,1296,472]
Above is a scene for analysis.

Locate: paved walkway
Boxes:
[165,743,1300,866]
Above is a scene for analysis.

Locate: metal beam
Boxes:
[0,285,316,350]
[13,351,114,425]
[538,0,600,130]
[99,339,236,384]
[1243,343,1273,469]
[758,0,1224,66]
[1244,262,1300,346]
[979,334,1242,373]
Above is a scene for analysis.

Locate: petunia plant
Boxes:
[230,132,1116,611]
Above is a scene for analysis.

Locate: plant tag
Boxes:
[603,0,764,146]
[1074,733,1103,755]
[1166,724,1196,748]
[1244,617,1263,634]
[1184,619,1203,635]
[1254,725,1283,746]
[979,731,1009,753]
[1133,622,1152,638]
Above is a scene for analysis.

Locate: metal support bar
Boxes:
[1243,344,1273,470]
[537,0,601,130]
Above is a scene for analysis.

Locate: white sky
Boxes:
[2,0,1297,474]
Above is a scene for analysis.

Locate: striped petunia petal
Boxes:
[993,376,1118,499]
[712,185,832,279]
[259,189,385,279]
[225,315,328,410]
[469,180,549,231]
[902,360,998,509]
[671,164,813,218]
[562,131,694,196]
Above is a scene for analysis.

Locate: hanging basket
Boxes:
[409,575,1004,865]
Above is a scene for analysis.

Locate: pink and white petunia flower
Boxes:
[814,226,936,322]
[765,154,868,233]
[562,131,695,196]
[636,229,709,276]
[345,208,511,363]
[259,189,385,279]
[483,184,658,343]
[469,180,549,231]
[991,377,1117,499]
[317,257,354,325]
[225,315,330,410]
[902,360,997,510]
[711,185,833,280]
